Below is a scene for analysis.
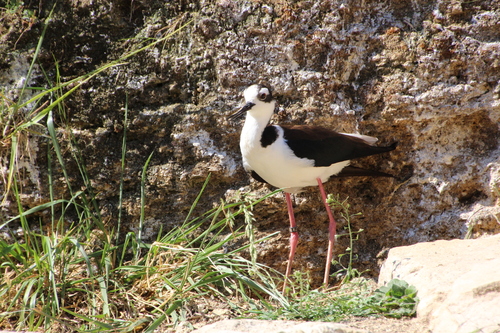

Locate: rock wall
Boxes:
[1,0,499,286]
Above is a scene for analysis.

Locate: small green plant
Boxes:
[326,194,365,283]
[366,278,419,318]
[251,277,418,321]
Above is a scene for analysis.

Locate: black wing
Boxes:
[282,125,397,167]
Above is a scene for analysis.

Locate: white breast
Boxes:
[241,125,349,193]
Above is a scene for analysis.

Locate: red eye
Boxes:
[258,92,268,101]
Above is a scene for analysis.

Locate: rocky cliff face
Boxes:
[1,0,499,286]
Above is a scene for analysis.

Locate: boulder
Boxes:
[379,234,500,333]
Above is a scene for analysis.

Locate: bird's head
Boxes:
[228,84,276,121]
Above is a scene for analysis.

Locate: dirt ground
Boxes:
[177,315,430,333]
[342,316,430,333]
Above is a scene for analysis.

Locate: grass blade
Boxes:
[116,94,128,242]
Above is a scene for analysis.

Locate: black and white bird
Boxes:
[228,84,396,292]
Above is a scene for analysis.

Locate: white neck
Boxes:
[240,103,274,152]
[241,114,266,149]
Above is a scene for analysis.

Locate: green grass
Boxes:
[0,172,287,331]
[251,270,418,322]
[0,9,419,332]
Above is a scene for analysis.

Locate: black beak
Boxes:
[227,102,255,121]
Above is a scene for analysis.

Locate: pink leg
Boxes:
[282,192,299,294]
[317,178,337,287]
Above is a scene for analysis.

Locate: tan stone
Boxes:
[379,234,500,333]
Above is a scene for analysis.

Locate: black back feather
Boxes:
[282,125,397,167]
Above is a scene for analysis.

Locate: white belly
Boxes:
[241,134,349,193]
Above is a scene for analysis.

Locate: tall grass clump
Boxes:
[0,170,287,332]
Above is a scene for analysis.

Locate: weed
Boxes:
[2,13,289,330]
[366,278,419,318]
[251,276,418,321]
[326,194,365,283]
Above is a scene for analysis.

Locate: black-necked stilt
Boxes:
[228,84,397,292]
